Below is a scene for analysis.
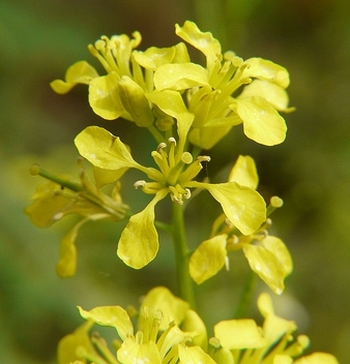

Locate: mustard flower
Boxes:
[50,29,189,127]
[189,155,292,294]
[50,21,293,149]
[58,287,338,364]
[74,104,266,269]
[25,161,129,277]
[152,21,294,148]
[210,292,339,364]
[58,286,212,364]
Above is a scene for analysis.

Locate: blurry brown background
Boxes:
[1,0,350,362]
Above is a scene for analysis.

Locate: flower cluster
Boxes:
[25,20,339,363]
[51,21,293,149]
[58,286,338,364]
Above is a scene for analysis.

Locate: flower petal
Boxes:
[295,353,339,364]
[117,191,167,269]
[240,79,295,112]
[242,58,290,88]
[77,305,134,341]
[50,60,99,94]
[154,63,209,91]
[231,96,287,146]
[88,72,125,120]
[178,345,217,364]
[243,236,293,294]
[175,21,222,71]
[117,339,161,364]
[228,155,259,189]
[189,234,228,284]
[133,46,176,70]
[57,321,95,364]
[214,319,266,349]
[74,126,141,171]
[190,181,266,235]
[139,286,189,331]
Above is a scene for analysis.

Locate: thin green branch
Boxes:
[171,202,196,308]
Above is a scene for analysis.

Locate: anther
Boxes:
[157,142,167,153]
[184,188,191,199]
[197,155,211,163]
[133,180,147,189]
[168,137,176,145]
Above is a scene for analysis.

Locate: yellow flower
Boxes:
[189,155,292,294]
[25,161,129,277]
[74,118,266,269]
[210,292,339,364]
[153,21,294,148]
[58,287,338,364]
[58,287,212,364]
[50,21,293,149]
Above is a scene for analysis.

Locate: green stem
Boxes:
[234,269,257,318]
[171,202,196,308]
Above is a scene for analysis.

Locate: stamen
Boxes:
[184,188,191,199]
[197,155,211,163]
[168,137,176,146]
[157,142,167,153]
[133,180,147,188]
[181,152,193,164]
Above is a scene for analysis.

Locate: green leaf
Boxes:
[189,234,227,284]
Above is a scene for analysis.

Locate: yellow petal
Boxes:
[77,305,133,341]
[56,220,87,278]
[146,90,194,145]
[93,166,128,187]
[242,58,290,88]
[117,339,161,364]
[57,321,95,364]
[228,155,259,189]
[175,21,222,71]
[118,75,154,127]
[24,181,73,227]
[295,353,339,364]
[178,345,217,364]
[182,310,208,350]
[74,126,141,171]
[240,79,295,112]
[50,60,99,94]
[88,72,124,120]
[139,286,189,331]
[231,96,287,146]
[117,192,167,269]
[189,234,228,284]
[133,46,176,70]
[244,236,292,294]
[154,63,209,91]
[190,181,266,235]
[214,319,266,349]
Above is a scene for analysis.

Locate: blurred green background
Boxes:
[1,0,350,362]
